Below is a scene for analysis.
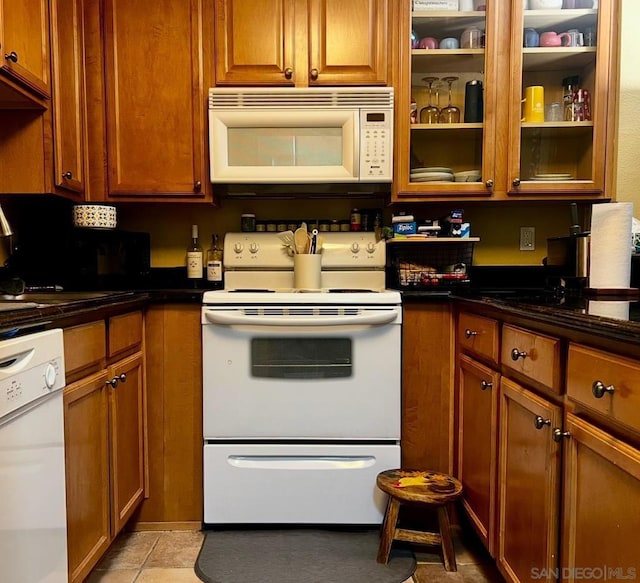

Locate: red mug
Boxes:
[418,37,438,50]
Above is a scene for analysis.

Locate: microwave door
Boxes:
[209,109,359,183]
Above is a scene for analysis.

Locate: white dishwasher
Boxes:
[0,328,68,583]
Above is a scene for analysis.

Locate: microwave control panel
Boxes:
[359,110,393,182]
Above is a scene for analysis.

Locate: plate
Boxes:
[531,173,573,181]
[411,173,455,182]
[411,167,453,174]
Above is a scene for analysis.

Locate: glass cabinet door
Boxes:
[508,0,610,196]
[395,0,497,198]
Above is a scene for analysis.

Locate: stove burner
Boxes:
[328,288,377,293]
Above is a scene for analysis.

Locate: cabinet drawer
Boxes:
[108,311,143,359]
[458,312,499,366]
[501,325,561,393]
[567,343,640,434]
[63,321,107,380]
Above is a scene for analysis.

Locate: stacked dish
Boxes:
[531,173,574,181]
[453,170,482,182]
[410,167,454,182]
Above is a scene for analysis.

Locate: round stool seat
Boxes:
[376,469,463,571]
[376,469,463,505]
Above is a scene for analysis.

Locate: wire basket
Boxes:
[388,240,475,290]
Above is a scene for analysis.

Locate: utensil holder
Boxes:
[294,254,322,289]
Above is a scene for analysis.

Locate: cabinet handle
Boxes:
[284,67,293,79]
[62,171,73,180]
[117,373,127,383]
[592,380,614,399]
[309,68,319,80]
[552,428,571,442]
[511,348,527,361]
[194,181,202,192]
[4,51,18,63]
[534,415,551,430]
[464,328,478,339]
[106,378,118,388]
[512,178,521,187]
[480,380,493,391]
[485,179,494,188]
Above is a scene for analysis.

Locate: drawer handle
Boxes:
[106,373,127,388]
[465,329,478,339]
[4,51,19,63]
[284,67,293,79]
[552,428,571,443]
[480,380,493,391]
[534,415,551,430]
[592,380,614,399]
[511,348,527,361]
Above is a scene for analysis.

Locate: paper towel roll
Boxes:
[589,202,633,289]
[588,300,630,320]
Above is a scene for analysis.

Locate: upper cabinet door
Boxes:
[0,0,50,97]
[50,0,85,196]
[214,0,296,85]
[507,0,613,198]
[307,0,388,85]
[103,0,208,198]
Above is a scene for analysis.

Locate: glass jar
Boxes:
[241,213,256,232]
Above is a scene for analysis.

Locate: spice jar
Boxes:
[350,209,362,232]
[241,213,256,232]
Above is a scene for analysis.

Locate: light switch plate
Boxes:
[520,227,535,251]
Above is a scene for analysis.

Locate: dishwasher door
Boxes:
[0,328,67,583]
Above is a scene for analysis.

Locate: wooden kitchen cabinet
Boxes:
[99,0,212,201]
[392,0,618,202]
[49,0,86,196]
[498,377,562,583]
[63,311,145,583]
[214,0,389,87]
[0,0,50,100]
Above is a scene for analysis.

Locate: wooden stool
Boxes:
[376,469,463,571]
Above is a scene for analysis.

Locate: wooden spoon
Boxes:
[294,227,308,254]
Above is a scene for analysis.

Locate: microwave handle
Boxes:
[204,310,397,327]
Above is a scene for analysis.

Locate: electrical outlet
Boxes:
[520,227,535,251]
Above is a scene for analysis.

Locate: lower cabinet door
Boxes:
[498,378,562,583]
[561,414,640,582]
[64,371,110,583]
[108,352,145,534]
[457,354,499,555]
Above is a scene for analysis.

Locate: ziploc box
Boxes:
[413,0,459,11]
[393,221,417,237]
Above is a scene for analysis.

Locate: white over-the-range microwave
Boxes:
[208,87,393,184]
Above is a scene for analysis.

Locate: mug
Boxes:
[459,0,474,10]
[461,27,483,49]
[522,86,545,122]
[583,25,597,46]
[440,37,460,49]
[418,37,438,50]
[561,29,584,47]
[540,31,562,47]
[524,28,539,48]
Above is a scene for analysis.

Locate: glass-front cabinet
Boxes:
[392,0,619,202]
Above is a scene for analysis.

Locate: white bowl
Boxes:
[529,0,562,9]
[453,170,482,182]
[72,204,117,229]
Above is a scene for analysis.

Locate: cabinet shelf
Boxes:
[411,122,483,130]
[411,49,485,73]
[523,8,598,29]
[523,47,597,71]
[521,120,593,129]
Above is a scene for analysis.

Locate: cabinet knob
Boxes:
[194,181,202,192]
[464,328,478,339]
[512,178,521,187]
[592,380,614,399]
[552,428,571,442]
[284,67,293,79]
[534,415,551,430]
[106,378,118,388]
[4,51,18,63]
[485,179,494,188]
[62,171,73,180]
[117,373,127,383]
[309,68,319,81]
[511,348,527,361]
[480,380,493,391]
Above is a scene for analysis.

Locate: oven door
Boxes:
[202,305,401,440]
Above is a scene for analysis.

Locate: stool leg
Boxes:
[437,504,457,572]
[377,496,400,564]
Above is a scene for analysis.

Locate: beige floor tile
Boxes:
[137,567,202,582]
[85,569,139,583]
[144,530,205,568]
[414,563,504,583]
[95,531,161,570]
[413,526,492,566]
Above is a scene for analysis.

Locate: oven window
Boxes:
[251,338,352,379]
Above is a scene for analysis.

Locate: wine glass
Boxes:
[439,76,461,124]
[419,77,440,124]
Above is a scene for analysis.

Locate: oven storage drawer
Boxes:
[203,443,400,525]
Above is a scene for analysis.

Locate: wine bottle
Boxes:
[206,233,224,289]
[186,224,203,286]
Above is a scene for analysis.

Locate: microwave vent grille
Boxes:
[209,88,393,110]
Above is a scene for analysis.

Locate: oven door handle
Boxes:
[204,310,398,327]
[227,455,376,470]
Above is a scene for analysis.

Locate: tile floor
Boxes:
[87,526,504,583]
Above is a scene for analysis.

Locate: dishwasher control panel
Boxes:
[0,329,65,421]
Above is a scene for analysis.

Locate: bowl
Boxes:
[72,204,117,229]
[529,0,562,9]
[453,170,482,182]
